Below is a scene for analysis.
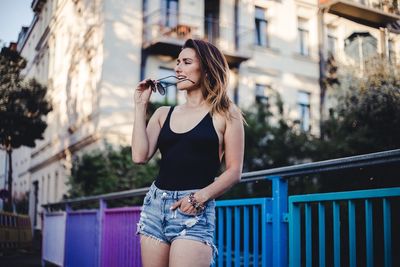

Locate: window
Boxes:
[255,84,269,104]
[344,32,377,64]
[298,18,310,56]
[327,26,337,56]
[255,7,269,47]
[161,0,178,28]
[298,91,310,131]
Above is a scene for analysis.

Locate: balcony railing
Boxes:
[42,149,400,266]
[142,9,252,67]
[319,0,400,28]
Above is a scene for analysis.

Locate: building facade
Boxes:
[2,0,399,230]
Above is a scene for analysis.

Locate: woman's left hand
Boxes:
[170,195,198,215]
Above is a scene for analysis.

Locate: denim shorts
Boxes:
[136,182,217,262]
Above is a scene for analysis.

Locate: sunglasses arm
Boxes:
[156,75,178,82]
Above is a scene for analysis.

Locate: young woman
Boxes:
[132,39,245,267]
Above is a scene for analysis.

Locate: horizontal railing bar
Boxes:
[43,149,400,208]
[241,148,400,180]
[289,187,400,203]
[67,210,98,214]
[43,187,150,208]
[216,198,271,207]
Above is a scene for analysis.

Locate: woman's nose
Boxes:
[174,64,181,73]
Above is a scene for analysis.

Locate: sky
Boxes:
[0,0,34,46]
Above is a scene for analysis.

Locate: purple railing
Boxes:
[42,205,142,267]
[65,210,99,266]
[101,207,142,267]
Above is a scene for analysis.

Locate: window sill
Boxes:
[253,45,281,55]
[292,53,318,63]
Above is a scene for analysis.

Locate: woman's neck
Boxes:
[185,90,207,109]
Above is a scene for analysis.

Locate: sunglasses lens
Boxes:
[157,84,166,95]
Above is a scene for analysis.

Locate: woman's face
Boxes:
[174,48,202,91]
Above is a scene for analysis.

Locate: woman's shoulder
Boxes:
[154,105,173,124]
[228,103,242,118]
[223,103,244,125]
[155,105,172,113]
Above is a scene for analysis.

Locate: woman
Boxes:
[132,39,244,267]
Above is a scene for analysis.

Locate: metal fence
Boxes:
[42,149,400,266]
[289,187,400,267]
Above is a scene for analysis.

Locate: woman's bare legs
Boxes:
[169,239,212,267]
[140,235,170,267]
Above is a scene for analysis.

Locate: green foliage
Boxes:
[243,92,312,172]
[224,92,314,199]
[67,145,158,204]
[0,46,52,150]
[314,57,400,160]
[66,102,164,206]
[0,46,52,210]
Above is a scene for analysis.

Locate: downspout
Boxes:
[318,8,327,137]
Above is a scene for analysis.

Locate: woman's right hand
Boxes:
[134,79,154,105]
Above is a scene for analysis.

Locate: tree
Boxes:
[303,56,400,194]
[66,102,164,204]
[243,91,312,172]
[0,46,52,210]
[67,145,158,206]
[221,91,314,199]
[313,56,400,160]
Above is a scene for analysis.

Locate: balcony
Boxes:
[31,0,46,13]
[142,10,252,67]
[319,0,400,28]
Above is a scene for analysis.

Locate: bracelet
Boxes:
[187,192,205,211]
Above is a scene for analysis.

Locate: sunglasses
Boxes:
[147,75,192,96]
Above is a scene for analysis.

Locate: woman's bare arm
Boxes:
[131,80,166,164]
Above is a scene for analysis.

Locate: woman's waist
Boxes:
[155,173,216,191]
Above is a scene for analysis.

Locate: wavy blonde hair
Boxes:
[182,39,241,121]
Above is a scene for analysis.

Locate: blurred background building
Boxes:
[0,0,398,230]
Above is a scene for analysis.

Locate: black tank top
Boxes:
[155,106,221,190]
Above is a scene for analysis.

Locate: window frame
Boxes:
[255,6,269,47]
[297,91,311,132]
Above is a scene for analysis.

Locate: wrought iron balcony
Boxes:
[319,0,400,28]
[142,10,252,67]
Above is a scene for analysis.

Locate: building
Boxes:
[3,0,399,230]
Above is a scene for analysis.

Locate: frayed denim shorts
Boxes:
[136,182,217,262]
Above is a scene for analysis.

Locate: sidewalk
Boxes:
[0,249,42,267]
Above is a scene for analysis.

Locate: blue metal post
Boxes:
[289,199,301,267]
[268,175,288,267]
[383,198,392,267]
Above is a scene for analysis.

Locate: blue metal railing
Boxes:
[214,198,272,267]
[289,187,400,267]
